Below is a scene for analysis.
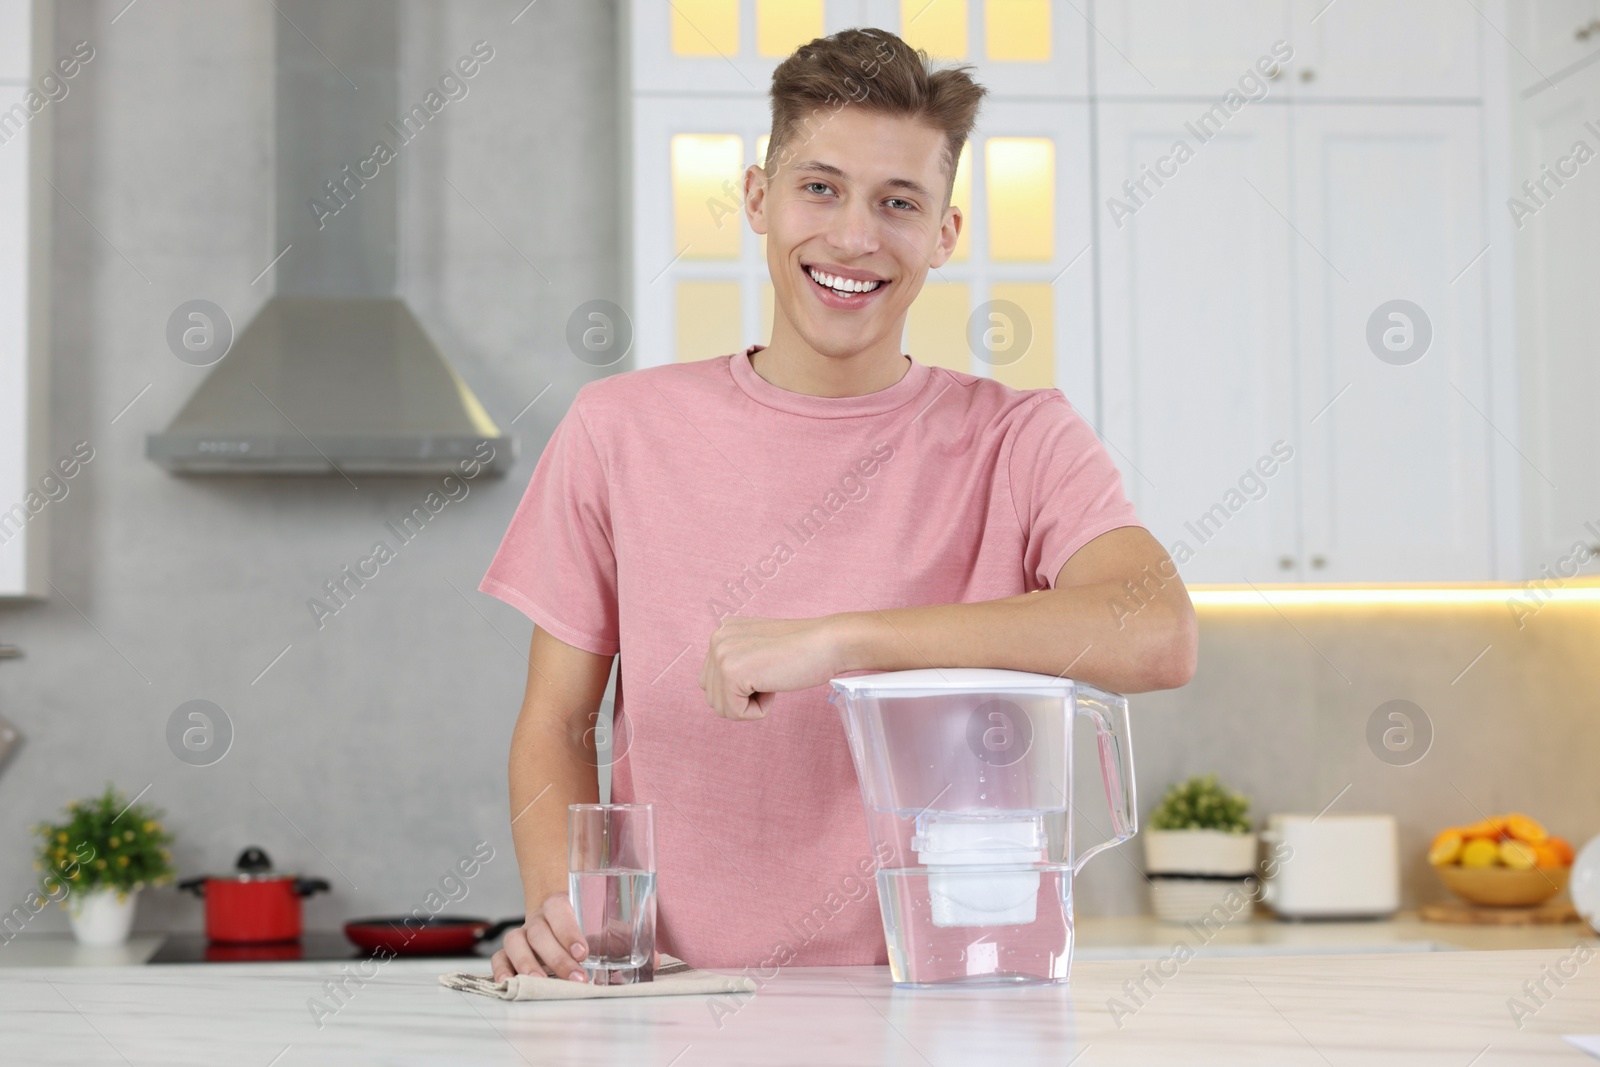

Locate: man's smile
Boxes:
[801,261,892,309]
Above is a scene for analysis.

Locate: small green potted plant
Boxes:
[33,784,176,946]
[1143,775,1258,923]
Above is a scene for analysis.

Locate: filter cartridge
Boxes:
[913,816,1046,928]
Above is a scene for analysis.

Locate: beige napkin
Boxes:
[440,955,757,1001]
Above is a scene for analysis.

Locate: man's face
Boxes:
[746,107,962,360]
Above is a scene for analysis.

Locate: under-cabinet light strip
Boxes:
[1189,584,1600,607]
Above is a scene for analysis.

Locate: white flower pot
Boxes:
[1143,829,1258,877]
[1143,830,1260,924]
[1147,876,1259,925]
[67,887,138,947]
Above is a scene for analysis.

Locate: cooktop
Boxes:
[147,932,494,964]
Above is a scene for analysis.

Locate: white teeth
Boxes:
[807,267,883,294]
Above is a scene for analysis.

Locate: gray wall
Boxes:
[0,1,1596,940]
[0,0,621,934]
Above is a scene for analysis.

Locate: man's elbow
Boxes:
[1147,603,1199,690]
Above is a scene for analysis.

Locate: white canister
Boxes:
[1260,814,1399,919]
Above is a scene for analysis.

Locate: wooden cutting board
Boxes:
[1419,899,1581,925]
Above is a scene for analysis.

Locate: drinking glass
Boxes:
[567,803,657,984]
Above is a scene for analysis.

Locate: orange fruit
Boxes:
[1500,840,1539,870]
[1460,818,1506,840]
[1428,830,1464,866]
[1532,843,1564,869]
[1547,836,1576,866]
[1461,838,1501,867]
[1504,814,1549,845]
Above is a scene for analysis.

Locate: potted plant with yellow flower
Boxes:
[33,784,175,946]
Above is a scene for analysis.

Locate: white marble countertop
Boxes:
[1073,911,1598,957]
[6,947,1600,1066]
[4,910,1590,969]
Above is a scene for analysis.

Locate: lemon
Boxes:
[1427,830,1463,866]
[1460,838,1500,868]
[1499,839,1538,870]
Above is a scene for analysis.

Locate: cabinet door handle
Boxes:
[1577,19,1600,40]
[1299,67,1316,82]
[1278,555,1295,570]
[1311,555,1327,569]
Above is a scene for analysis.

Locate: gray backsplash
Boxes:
[1,1,1596,939]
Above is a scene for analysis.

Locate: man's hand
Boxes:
[699,614,846,720]
[491,892,589,983]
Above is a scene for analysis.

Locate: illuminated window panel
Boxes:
[757,134,771,262]
[986,137,1054,262]
[673,134,745,260]
[986,0,1051,62]
[757,0,823,57]
[671,0,739,57]
[761,282,774,342]
[900,0,967,58]
[986,283,1054,390]
[948,142,972,263]
[905,282,972,373]
[676,281,743,361]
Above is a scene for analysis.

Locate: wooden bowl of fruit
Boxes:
[1429,814,1574,907]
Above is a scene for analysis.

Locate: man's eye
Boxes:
[886,198,915,211]
[805,182,833,195]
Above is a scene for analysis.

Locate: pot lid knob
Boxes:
[235,846,273,873]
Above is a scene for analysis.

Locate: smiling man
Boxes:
[481,28,1197,982]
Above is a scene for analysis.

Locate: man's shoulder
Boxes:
[572,355,734,417]
[919,363,1076,426]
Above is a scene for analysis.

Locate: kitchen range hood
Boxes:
[147,0,511,476]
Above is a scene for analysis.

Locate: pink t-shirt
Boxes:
[480,344,1142,969]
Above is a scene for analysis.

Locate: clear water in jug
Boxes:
[829,668,1136,987]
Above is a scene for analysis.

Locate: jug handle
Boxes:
[1072,685,1138,876]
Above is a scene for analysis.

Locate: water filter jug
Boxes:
[829,668,1136,986]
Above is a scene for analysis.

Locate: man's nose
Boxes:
[827,193,881,257]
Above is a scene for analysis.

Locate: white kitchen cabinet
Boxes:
[1092,0,1292,98]
[1097,102,1501,583]
[1512,60,1600,577]
[1292,106,1494,582]
[1096,102,1300,584]
[0,0,47,599]
[1514,0,1600,95]
[1092,0,1480,101]
[1287,0,1481,99]
[0,0,29,81]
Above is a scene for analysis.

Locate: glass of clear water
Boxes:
[568,803,657,985]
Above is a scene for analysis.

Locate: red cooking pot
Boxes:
[178,847,331,944]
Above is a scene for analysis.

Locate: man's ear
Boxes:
[927,203,963,270]
[744,164,769,236]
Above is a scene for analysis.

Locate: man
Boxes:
[482,27,1196,983]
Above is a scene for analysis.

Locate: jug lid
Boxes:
[828,667,1076,697]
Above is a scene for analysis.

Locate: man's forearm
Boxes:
[830,576,1196,694]
[508,712,600,910]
